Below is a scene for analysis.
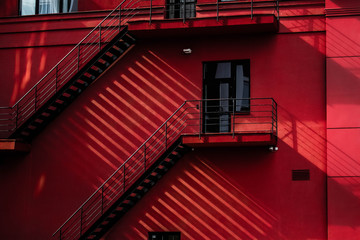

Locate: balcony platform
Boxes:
[128,15,278,37]
[0,139,31,153]
[182,132,277,148]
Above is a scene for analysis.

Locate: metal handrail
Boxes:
[52,98,277,239]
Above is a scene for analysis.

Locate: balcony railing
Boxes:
[52,97,277,240]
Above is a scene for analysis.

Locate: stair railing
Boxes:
[52,98,277,240]
[0,0,142,138]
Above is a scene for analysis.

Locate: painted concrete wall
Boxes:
[326,0,360,239]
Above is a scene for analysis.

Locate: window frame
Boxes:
[19,0,73,15]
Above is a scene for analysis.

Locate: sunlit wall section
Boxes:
[326,0,360,239]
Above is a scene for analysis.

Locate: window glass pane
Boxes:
[215,62,231,79]
[39,0,60,14]
[21,0,36,15]
[63,0,69,12]
[69,0,78,12]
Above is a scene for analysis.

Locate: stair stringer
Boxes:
[80,137,190,240]
[10,26,136,141]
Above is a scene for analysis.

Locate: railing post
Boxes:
[183,0,186,23]
[216,0,219,21]
[99,25,102,51]
[144,144,147,171]
[232,98,235,138]
[199,101,202,138]
[101,186,104,215]
[55,65,58,93]
[251,0,253,20]
[77,45,80,72]
[150,0,152,25]
[276,0,280,20]
[123,165,126,192]
[165,122,168,150]
[119,6,121,32]
[15,104,18,130]
[275,100,278,140]
[80,207,83,236]
[59,228,62,240]
[35,86,37,112]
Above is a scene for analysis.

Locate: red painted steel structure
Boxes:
[0,0,359,239]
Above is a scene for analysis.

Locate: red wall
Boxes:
[0,1,329,239]
[326,0,360,239]
[0,0,18,17]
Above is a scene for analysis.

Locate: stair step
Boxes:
[30,119,43,127]
[155,165,168,174]
[134,185,148,194]
[108,47,122,56]
[44,106,58,114]
[122,34,136,44]
[94,61,109,70]
[127,192,141,201]
[101,53,117,63]
[147,171,162,181]
[87,67,101,77]
[114,41,130,50]
[37,112,50,120]
[52,100,66,108]
[80,75,96,83]
[58,95,73,103]
[73,81,88,89]
[140,179,155,188]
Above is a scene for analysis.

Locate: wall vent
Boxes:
[292,169,310,181]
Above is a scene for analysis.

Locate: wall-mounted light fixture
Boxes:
[269,146,278,152]
[183,48,192,54]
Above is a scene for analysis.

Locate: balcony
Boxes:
[125,0,280,36]
[181,98,278,147]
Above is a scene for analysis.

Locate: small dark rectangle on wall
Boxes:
[292,169,310,181]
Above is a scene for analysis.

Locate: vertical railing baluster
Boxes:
[59,228,62,240]
[275,100,278,140]
[101,186,104,215]
[77,45,80,72]
[15,104,19,130]
[165,122,168,150]
[119,6,121,32]
[150,0,152,25]
[144,145,147,171]
[99,25,102,51]
[35,86,37,112]
[232,99,235,138]
[216,0,219,21]
[277,0,280,20]
[80,207,83,236]
[199,101,202,138]
[123,165,126,192]
[183,0,186,23]
[251,0,253,20]
[55,65,58,93]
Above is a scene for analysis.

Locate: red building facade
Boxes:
[0,0,358,239]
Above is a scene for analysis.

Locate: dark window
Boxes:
[20,0,77,15]
[292,169,310,181]
[149,232,181,240]
[203,60,250,133]
[165,0,196,19]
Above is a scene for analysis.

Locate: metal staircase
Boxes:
[52,98,278,240]
[0,1,137,141]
